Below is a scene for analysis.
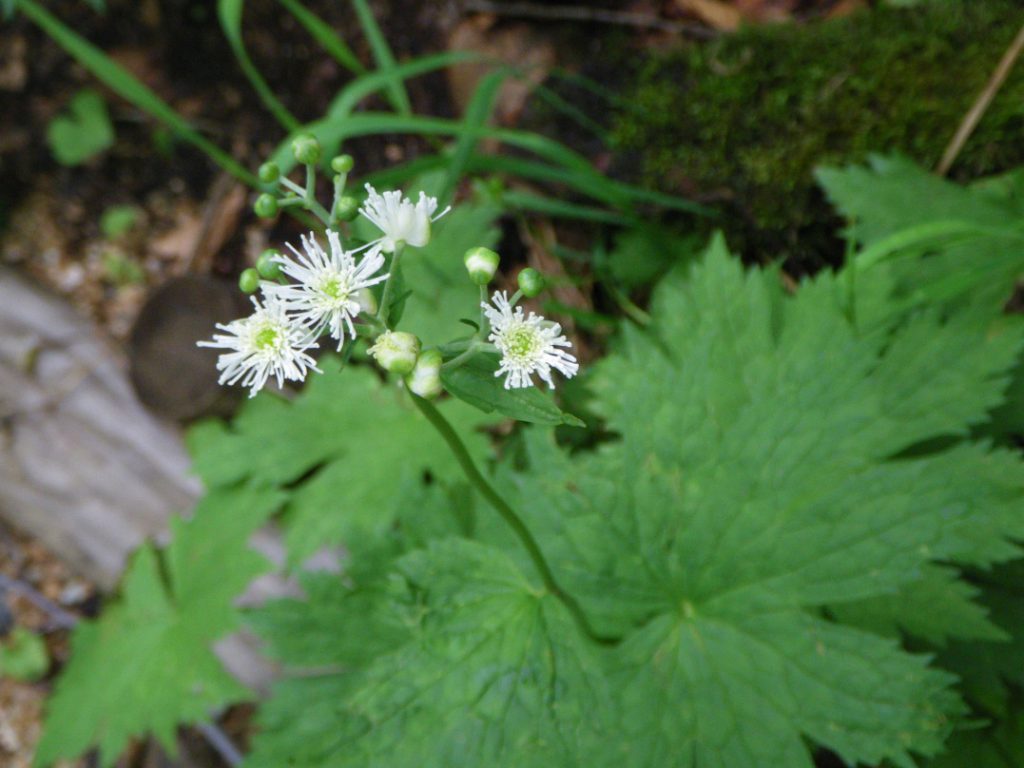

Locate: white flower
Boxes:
[359,184,450,252]
[262,230,387,349]
[483,291,579,390]
[198,296,319,398]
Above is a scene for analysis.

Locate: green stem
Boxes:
[377,243,405,328]
[410,394,613,645]
[441,343,482,371]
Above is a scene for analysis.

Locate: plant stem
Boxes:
[410,394,613,645]
[377,243,405,328]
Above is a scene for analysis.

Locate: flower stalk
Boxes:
[410,393,611,645]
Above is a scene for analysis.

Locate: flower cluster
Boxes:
[200,149,579,403]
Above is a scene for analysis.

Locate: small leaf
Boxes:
[99,204,140,238]
[46,89,115,166]
[0,627,49,682]
[441,351,583,426]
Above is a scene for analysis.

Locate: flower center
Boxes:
[506,326,540,361]
[254,326,279,350]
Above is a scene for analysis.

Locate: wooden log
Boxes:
[0,266,278,692]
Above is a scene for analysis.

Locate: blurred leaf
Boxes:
[598,225,701,289]
[99,204,140,238]
[36,484,283,767]
[0,628,49,682]
[46,89,114,166]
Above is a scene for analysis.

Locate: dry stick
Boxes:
[0,573,243,767]
[0,574,79,630]
[462,0,717,39]
[937,22,1024,176]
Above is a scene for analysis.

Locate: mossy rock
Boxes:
[612,0,1024,270]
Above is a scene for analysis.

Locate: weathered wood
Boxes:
[0,266,279,692]
[0,266,201,587]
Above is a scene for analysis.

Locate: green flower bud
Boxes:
[463,246,500,285]
[333,195,359,222]
[405,348,443,399]
[355,287,378,316]
[517,267,545,298]
[238,268,261,294]
[258,162,280,183]
[291,133,322,165]
[256,248,283,280]
[254,193,279,218]
[331,154,354,174]
[369,331,420,376]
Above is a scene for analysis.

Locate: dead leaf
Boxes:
[826,0,868,19]
[673,0,742,31]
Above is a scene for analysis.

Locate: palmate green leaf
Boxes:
[247,538,612,768]
[36,484,282,768]
[188,363,492,563]
[497,236,1024,767]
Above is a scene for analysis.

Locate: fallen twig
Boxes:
[0,573,78,630]
[937,22,1024,176]
[461,0,717,39]
[196,721,244,767]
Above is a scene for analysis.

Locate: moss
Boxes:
[612,0,1024,270]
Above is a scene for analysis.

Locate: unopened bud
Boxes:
[331,154,354,174]
[292,134,322,165]
[238,268,261,294]
[405,348,442,399]
[258,162,280,183]
[333,195,359,222]
[256,248,283,279]
[517,267,545,298]
[254,193,278,218]
[369,331,420,375]
[463,246,500,285]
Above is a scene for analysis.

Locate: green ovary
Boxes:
[255,326,279,350]
[322,277,348,301]
[506,327,539,361]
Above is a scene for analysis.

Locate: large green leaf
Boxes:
[502,237,1024,766]
[247,538,613,768]
[188,363,492,563]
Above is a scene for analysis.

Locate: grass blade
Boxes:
[326,51,478,123]
[500,190,631,224]
[272,112,711,215]
[440,67,507,204]
[350,0,410,115]
[218,0,300,131]
[276,0,364,75]
[16,0,256,186]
